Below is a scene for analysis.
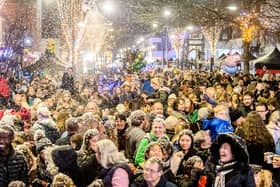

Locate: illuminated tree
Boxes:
[57,0,85,75]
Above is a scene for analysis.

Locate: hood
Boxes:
[214,133,249,165]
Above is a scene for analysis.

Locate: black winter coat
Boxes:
[205,161,256,187]
[0,148,29,186]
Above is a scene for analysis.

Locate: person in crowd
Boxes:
[193,130,212,164]
[238,111,274,169]
[150,101,165,117]
[76,128,101,186]
[61,67,74,94]
[55,117,79,145]
[8,93,22,111]
[0,72,11,107]
[171,97,188,122]
[253,166,279,187]
[177,155,206,187]
[255,102,269,124]
[229,109,244,130]
[132,141,174,185]
[165,93,177,116]
[202,86,217,108]
[237,91,255,117]
[115,113,129,151]
[205,133,256,186]
[125,110,147,161]
[56,91,77,119]
[170,129,196,176]
[31,106,60,143]
[77,128,100,168]
[75,87,92,105]
[0,125,29,186]
[85,101,101,116]
[51,173,76,187]
[32,131,53,187]
[230,92,241,110]
[165,115,180,139]
[15,143,37,182]
[184,97,198,124]
[103,119,118,146]
[69,134,83,150]
[49,145,85,187]
[8,180,26,187]
[135,117,167,167]
[191,107,209,134]
[76,112,100,136]
[266,110,280,151]
[132,157,177,187]
[202,104,233,141]
[95,139,134,187]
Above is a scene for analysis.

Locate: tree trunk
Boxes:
[242,41,250,74]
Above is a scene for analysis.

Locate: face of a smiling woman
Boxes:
[219,142,234,163]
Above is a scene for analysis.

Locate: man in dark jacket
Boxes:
[55,117,79,145]
[138,157,176,187]
[0,125,29,186]
[61,67,74,94]
[125,110,147,161]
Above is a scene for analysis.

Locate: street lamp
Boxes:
[186,25,194,31]
[152,22,158,29]
[102,0,115,14]
[227,4,238,11]
[163,9,172,18]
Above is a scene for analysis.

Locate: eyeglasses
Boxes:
[144,167,159,174]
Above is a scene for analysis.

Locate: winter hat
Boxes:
[51,145,77,172]
[0,114,16,128]
[35,135,52,153]
[217,133,249,165]
[230,109,243,122]
[184,155,203,170]
[19,107,31,121]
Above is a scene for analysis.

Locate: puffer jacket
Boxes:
[0,148,29,186]
[202,117,233,141]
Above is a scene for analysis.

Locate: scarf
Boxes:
[214,161,237,187]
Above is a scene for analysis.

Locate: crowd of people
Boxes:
[0,66,280,187]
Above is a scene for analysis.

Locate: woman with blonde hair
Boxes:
[51,173,76,187]
[95,139,133,187]
[8,181,26,187]
[266,110,280,148]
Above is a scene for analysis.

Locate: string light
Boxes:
[202,23,222,56]
[237,12,259,43]
[57,0,85,67]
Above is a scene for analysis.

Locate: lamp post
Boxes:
[162,8,172,69]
